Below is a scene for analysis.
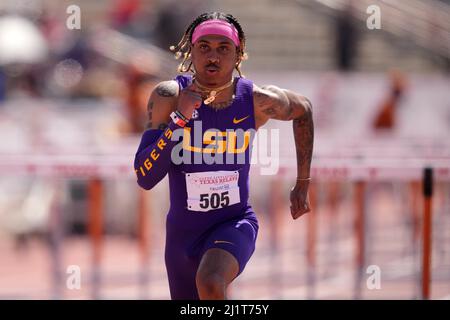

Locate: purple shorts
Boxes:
[164,210,258,300]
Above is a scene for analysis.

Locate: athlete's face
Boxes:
[191,34,239,86]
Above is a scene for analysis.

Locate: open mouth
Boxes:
[205,66,219,75]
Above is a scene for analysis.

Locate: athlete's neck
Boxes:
[193,76,234,89]
[192,75,236,107]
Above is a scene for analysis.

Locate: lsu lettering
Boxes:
[182,128,251,154]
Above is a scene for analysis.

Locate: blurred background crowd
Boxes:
[0,0,449,299]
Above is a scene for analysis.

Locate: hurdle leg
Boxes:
[268,176,283,298]
[421,168,433,299]
[409,180,421,298]
[306,181,317,299]
[48,179,64,299]
[138,188,150,299]
[88,178,103,299]
[354,181,366,299]
[326,180,339,277]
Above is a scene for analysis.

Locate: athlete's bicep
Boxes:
[253,84,292,126]
[146,80,179,130]
[253,84,310,126]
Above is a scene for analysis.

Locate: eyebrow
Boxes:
[197,40,233,45]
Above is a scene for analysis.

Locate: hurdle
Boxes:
[0,152,448,299]
[0,154,142,298]
[271,154,449,299]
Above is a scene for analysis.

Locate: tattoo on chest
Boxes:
[210,99,234,110]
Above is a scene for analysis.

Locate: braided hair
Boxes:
[170,12,247,77]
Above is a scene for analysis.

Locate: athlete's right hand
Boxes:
[177,83,203,120]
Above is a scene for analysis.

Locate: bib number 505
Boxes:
[199,191,230,209]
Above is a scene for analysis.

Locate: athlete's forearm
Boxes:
[293,98,314,179]
[134,121,180,190]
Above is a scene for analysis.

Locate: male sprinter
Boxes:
[134,12,314,300]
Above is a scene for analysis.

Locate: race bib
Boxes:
[185,170,240,212]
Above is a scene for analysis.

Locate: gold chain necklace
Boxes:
[193,77,234,105]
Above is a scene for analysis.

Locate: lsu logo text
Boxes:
[181,127,252,154]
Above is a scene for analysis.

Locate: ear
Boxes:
[236,55,243,66]
[235,48,241,64]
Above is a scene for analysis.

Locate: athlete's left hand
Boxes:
[289,180,311,220]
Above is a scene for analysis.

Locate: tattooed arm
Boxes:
[253,84,314,219]
[145,80,179,130]
[134,81,179,190]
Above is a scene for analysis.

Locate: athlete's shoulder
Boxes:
[146,80,179,128]
[148,80,180,113]
[152,80,180,100]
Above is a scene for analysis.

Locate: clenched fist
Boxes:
[177,83,203,120]
[289,180,311,219]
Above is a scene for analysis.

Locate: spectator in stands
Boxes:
[335,1,359,71]
[372,69,407,130]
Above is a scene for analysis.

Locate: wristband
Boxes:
[175,110,189,122]
[170,111,187,127]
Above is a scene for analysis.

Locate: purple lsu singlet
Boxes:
[165,74,259,299]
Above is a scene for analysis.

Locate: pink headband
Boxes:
[192,19,240,47]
